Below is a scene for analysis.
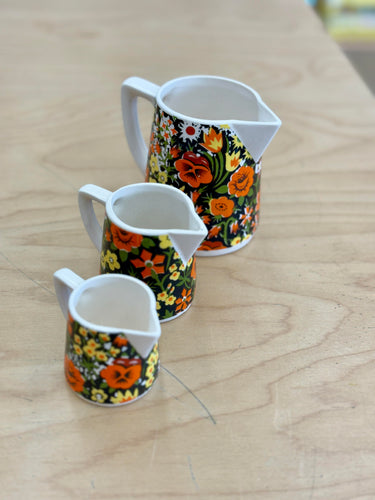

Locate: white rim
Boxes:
[105,182,203,237]
[156,75,268,125]
[68,273,160,339]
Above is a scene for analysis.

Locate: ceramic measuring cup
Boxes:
[78,183,207,322]
[121,75,281,256]
[53,269,161,406]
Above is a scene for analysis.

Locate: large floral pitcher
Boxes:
[122,75,281,256]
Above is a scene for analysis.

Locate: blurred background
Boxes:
[308,0,375,93]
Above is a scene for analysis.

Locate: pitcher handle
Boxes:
[53,268,84,320]
[121,77,160,174]
[78,184,112,251]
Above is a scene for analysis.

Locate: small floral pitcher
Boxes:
[121,75,281,256]
[78,183,207,321]
[53,269,161,406]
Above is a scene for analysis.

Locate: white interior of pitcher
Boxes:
[159,76,264,122]
[70,275,156,333]
[110,184,200,233]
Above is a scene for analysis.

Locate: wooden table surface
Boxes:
[2,0,375,498]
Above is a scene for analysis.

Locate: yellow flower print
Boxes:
[110,346,120,357]
[74,334,81,345]
[159,235,172,249]
[225,150,241,172]
[187,257,193,267]
[169,263,177,272]
[104,250,120,271]
[149,154,159,175]
[157,291,168,302]
[156,301,161,310]
[83,345,96,357]
[99,333,110,342]
[74,344,83,355]
[173,251,180,260]
[231,236,242,246]
[158,171,168,184]
[100,250,106,269]
[91,389,108,404]
[233,135,244,149]
[148,352,159,365]
[179,263,186,271]
[87,339,99,349]
[95,351,108,362]
[220,124,230,129]
[170,271,180,281]
[200,127,223,153]
[110,388,139,404]
[244,149,254,160]
[145,364,155,378]
[78,327,88,337]
[149,177,157,183]
[165,295,176,306]
[145,376,154,389]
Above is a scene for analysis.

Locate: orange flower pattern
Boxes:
[132,249,165,279]
[228,166,254,198]
[111,224,143,251]
[145,107,261,251]
[64,356,85,392]
[101,362,142,390]
[209,197,235,218]
[64,314,159,405]
[200,127,223,153]
[100,219,196,321]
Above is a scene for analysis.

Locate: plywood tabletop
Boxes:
[1,0,375,498]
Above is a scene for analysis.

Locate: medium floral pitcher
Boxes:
[78,183,207,321]
[121,75,281,256]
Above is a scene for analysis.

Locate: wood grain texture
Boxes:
[1,0,375,498]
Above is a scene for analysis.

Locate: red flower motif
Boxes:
[67,313,74,336]
[191,258,196,280]
[230,221,239,234]
[132,249,165,279]
[170,146,180,158]
[191,191,200,204]
[208,225,221,239]
[240,206,254,226]
[111,224,143,251]
[64,356,85,392]
[100,363,141,390]
[175,152,213,188]
[113,335,128,348]
[198,240,227,252]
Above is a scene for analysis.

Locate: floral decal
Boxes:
[64,317,159,405]
[100,219,196,321]
[145,108,261,251]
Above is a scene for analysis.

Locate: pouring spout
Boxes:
[123,300,160,358]
[169,225,208,265]
[124,328,160,359]
[230,101,281,163]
